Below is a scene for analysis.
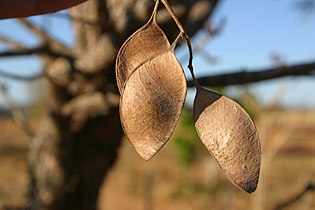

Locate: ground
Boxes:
[0,109,315,210]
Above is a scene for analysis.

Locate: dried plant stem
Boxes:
[160,0,185,33]
[160,0,200,88]
[152,0,160,21]
[184,36,201,88]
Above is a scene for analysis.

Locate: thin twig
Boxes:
[0,44,74,59]
[194,18,225,54]
[0,36,25,50]
[188,19,225,64]
[160,0,185,33]
[0,84,35,138]
[160,0,200,88]
[191,31,217,64]
[273,182,315,210]
[17,18,73,56]
[0,46,45,57]
[18,18,60,45]
[0,69,43,81]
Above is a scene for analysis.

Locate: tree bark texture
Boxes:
[27,0,219,209]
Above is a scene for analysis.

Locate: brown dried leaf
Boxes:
[193,86,261,193]
[120,49,187,161]
[115,0,170,94]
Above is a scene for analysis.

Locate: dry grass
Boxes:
[99,109,315,210]
[0,109,315,210]
[0,118,29,208]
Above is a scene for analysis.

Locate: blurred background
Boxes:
[0,0,315,210]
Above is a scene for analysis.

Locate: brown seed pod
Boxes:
[115,0,170,94]
[120,37,187,161]
[193,86,261,193]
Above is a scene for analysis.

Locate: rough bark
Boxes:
[24,0,220,210]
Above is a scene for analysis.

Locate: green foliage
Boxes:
[173,136,195,168]
[172,109,199,168]
[234,88,260,120]
[209,86,226,95]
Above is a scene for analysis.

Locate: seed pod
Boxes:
[120,37,186,161]
[193,86,261,193]
[115,0,170,94]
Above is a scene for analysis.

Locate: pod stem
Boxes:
[160,0,201,89]
[151,0,160,21]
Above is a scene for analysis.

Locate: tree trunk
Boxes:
[27,0,219,209]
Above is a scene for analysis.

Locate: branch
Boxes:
[187,60,315,87]
[17,18,73,56]
[273,182,315,210]
[0,44,74,59]
[0,36,25,50]
[0,46,45,57]
[0,84,34,138]
[158,0,220,42]
[0,68,43,81]
[179,19,225,65]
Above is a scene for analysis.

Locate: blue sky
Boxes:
[180,0,315,108]
[0,0,315,108]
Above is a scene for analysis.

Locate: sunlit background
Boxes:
[1,0,315,108]
[0,0,315,210]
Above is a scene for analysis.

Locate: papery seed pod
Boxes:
[115,0,170,94]
[193,86,261,193]
[120,35,186,160]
